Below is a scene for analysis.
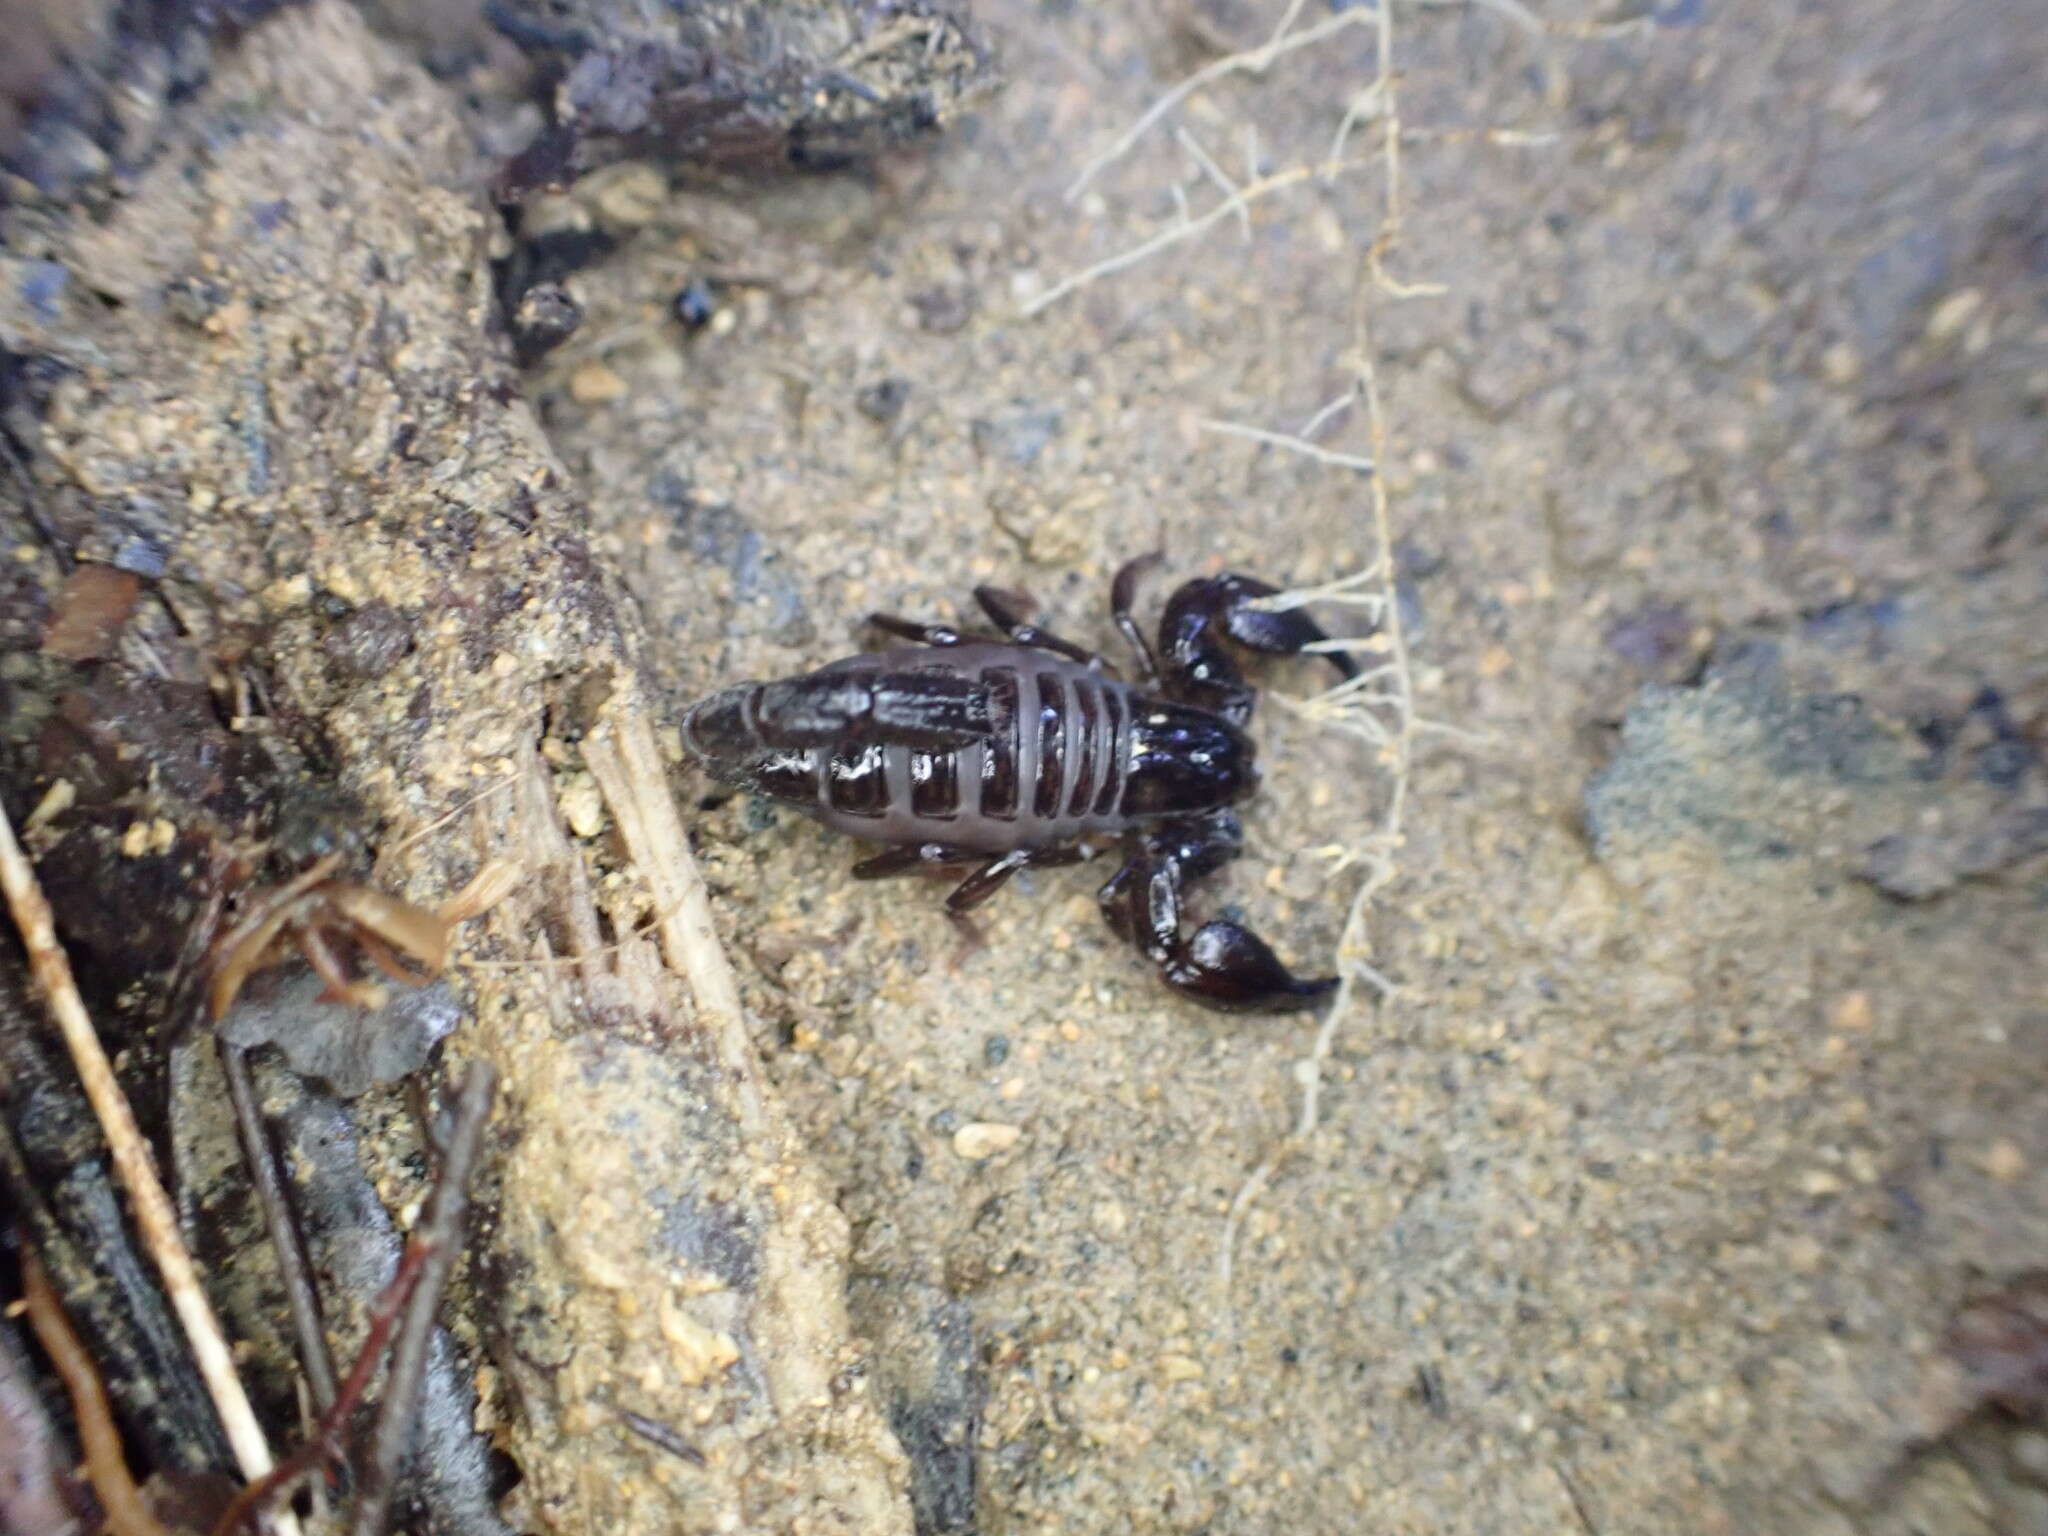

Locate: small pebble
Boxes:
[512,281,583,363]
[1159,1354,1204,1383]
[2009,1431,2048,1486]
[855,377,910,423]
[24,779,74,831]
[322,601,410,680]
[1985,1139,2026,1183]
[569,361,628,404]
[109,533,169,578]
[165,273,228,327]
[1829,991,1874,1031]
[911,285,974,334]
[590,163,669,231]
[953,1122,1022,1161]
[1924,287,1983,343]
[1785,1234,1824,1275]
[673,277,718,330]
[558,774,606,838]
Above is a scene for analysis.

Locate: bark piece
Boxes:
[0,5,912,1529]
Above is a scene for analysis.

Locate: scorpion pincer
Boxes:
[680,553,1362,1011]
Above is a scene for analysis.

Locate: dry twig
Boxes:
[0,804,287,1514]
[210,1063,495,1536]
[345,1062,496,1536]
[208,1243,432,1536]
[582,712,754,1076]
[219,1042,339,1414]
[17,1247,172,1536]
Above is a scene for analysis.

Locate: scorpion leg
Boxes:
[973,585,1112,669]
[1156,573,1363,724]
[1097,843,1334,1013]
[1145,810,1245,884]
[868,613,974,647]
[851,842,980,879]
[940,845,1088,963]
[945,844,1089,915]
[1109,552,1166,688]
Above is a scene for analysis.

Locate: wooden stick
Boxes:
[344,1062,495,1536]
[209,1241,433,1536]
[18,1247,172,1536]
[0,804,288,1525]
[220,1042,338,1413]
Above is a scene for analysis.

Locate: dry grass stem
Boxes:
[1175,127,1252,240]
[1295,389,1359,442]
[584,712,747,1034]
[0,804,289,1523]
[1426,0,1542,37]
[1065,7,1372,200]
[1024,158,1371,319]
[1329,80,1387,166]
[1221,321,1419,1298]
[435,859,523,926]
[582,705,774,1125]
[1250,559,1390,610]
[1060,0,1563,207]
[1208,0,1442,1300]
[1199,417,1377,473]
[378,771,519,867]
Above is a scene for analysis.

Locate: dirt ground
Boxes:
[529,0,2048,1529]
[2,0,2044,1531]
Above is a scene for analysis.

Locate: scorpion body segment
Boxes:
[682,646,1256,855]
[682,556,1363,1012]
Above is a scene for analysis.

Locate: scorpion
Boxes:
[680,554,1360,1011]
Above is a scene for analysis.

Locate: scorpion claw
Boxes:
[1161,919,1338,1013]
[1101,839,1333,1013]
[1218,596,1359,683]
[1157,572,1364,721]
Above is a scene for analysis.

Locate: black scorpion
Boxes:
[680,554,1360,1010]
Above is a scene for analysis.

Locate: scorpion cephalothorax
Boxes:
[681,553,1360,1011]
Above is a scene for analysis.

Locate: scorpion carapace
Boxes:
[681,553,1362,1012]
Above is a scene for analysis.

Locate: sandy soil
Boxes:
[1,0,2042,1531]
[527,0,2048,1529]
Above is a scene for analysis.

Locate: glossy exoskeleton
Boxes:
[680,554,1360,1011]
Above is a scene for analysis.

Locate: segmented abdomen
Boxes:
[755,645,1133,853]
